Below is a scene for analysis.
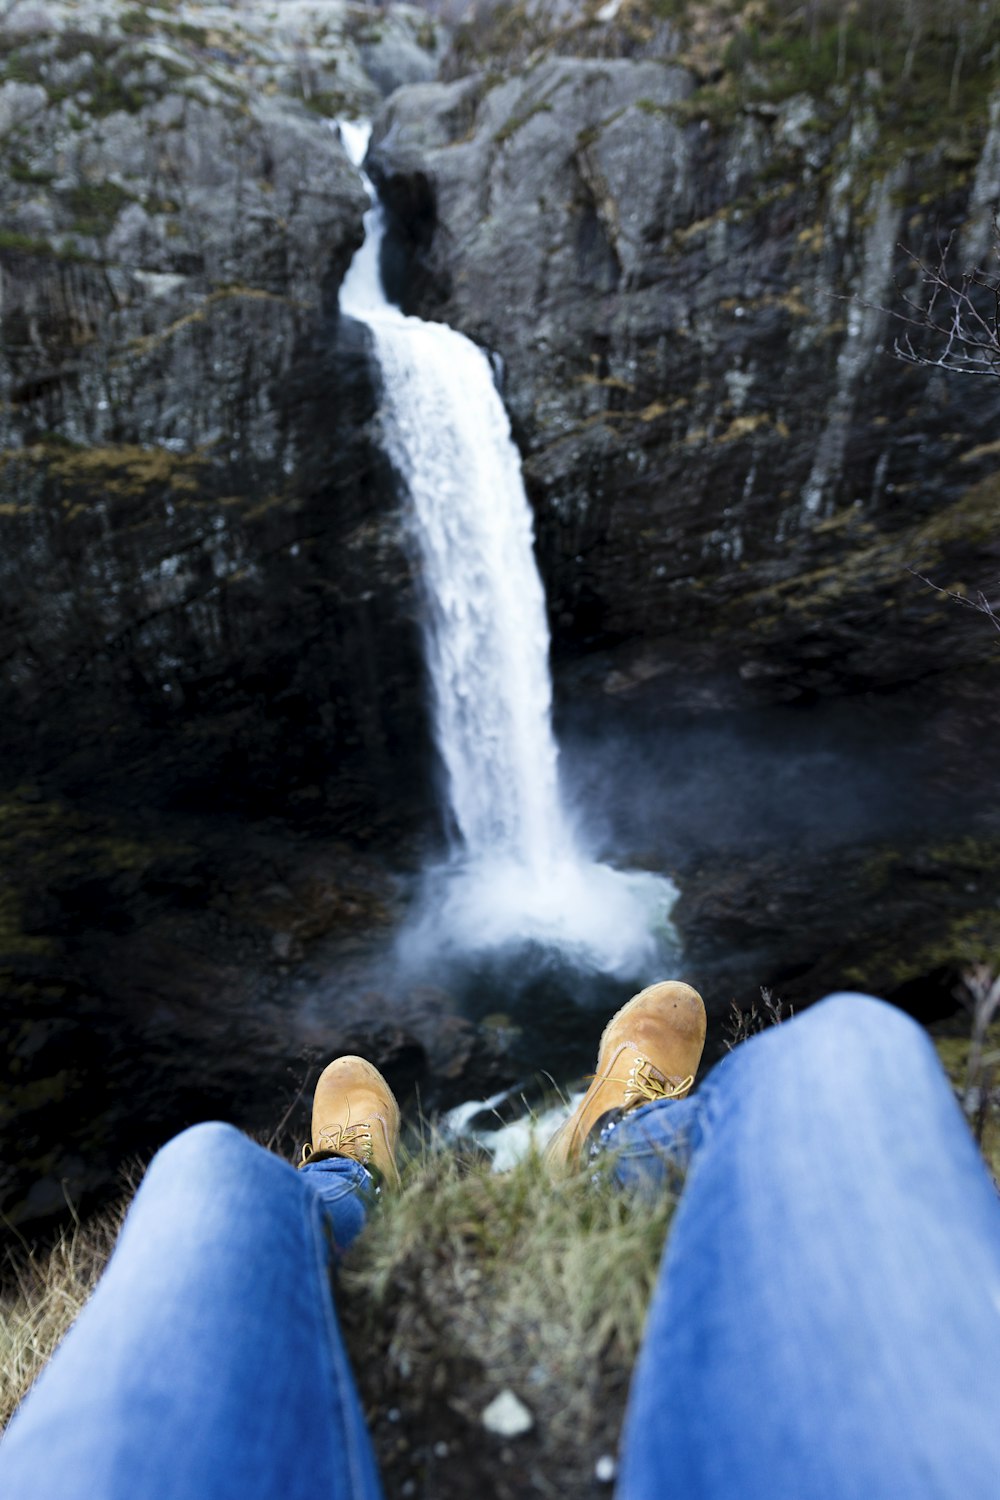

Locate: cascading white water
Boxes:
[337,121,677,974]
[339,123,568,870]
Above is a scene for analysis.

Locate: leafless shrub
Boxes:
[862,231,1000,634]
[723,986,793,1051]
[891,232,1000,379]
[908,570,1000,635]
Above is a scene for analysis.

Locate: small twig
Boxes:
[266,1066,312,1151]
[724,988,791,1052]
[908,569,1000,635]
[845,227,1000,379]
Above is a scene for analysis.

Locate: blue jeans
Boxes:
[0,1129,385,1500]
[2,994,998,1499]
[607,992,1000,1499]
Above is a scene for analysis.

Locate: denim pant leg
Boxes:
[607,992,1000,1500]
[0,1122,385,1500]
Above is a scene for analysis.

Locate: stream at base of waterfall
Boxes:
[336,120,679,983]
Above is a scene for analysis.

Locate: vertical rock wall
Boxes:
[370,45,1000,703]
[0,0,445,824]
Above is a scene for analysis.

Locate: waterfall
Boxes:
[337,121,677,975]
[338,124,568,870]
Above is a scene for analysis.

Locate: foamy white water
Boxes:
[445,1086,584,1173]
[337,121,678,973]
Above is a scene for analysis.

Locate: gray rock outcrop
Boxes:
[370,49,1000,703]
[0,0,448,1242]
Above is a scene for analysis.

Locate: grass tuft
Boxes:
[0,1207,124,1430]
[338,1140,676,1494]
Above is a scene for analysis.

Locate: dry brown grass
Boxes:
[933,1026,1000,1184]
[1,1205,125,1431]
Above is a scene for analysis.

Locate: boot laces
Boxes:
[300,1121,373,1167]
[622,1056,694,1110]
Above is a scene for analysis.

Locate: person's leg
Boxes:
[608,992,1000,1500]
[0,1121,385,1500]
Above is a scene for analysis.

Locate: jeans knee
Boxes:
[783,990,943,1110]
[809,991,931,1054]
[147,1121,252,1184]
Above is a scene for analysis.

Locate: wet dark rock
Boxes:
[672,826,1000,1084]
[0,4,442,838]
[0,801,514,1245]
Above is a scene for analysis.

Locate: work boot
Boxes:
[546,980,706,1173]
[299,1055,401,1189]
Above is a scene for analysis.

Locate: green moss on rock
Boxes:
[738,475,1000,632]
[60,180,134,236]
[0,791,194,967]
[842,837,1000,991]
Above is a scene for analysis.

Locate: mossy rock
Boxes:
[737,475,1000,632]
[59,180,135,237]
[0,790,193,963]
[841,838,1000,992]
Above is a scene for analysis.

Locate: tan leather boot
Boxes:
[545,980,706,1173]
[299,1055,401,1189]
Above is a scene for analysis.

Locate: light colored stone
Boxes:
[481,1389,533,1438]
[0,81,48,135]
[3,4,57,38]
[776,92,818,149]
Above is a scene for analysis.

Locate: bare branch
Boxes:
[884,233,1000,642]
[887,234,1000,378]
[723,988,792,1052]
[908,569,1000,635]
[832,226,1000,380]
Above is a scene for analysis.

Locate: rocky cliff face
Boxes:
[364,5,1000,1031]
[0,0,458,1240]
[0,0,449,827]
[370,19,1000,706]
